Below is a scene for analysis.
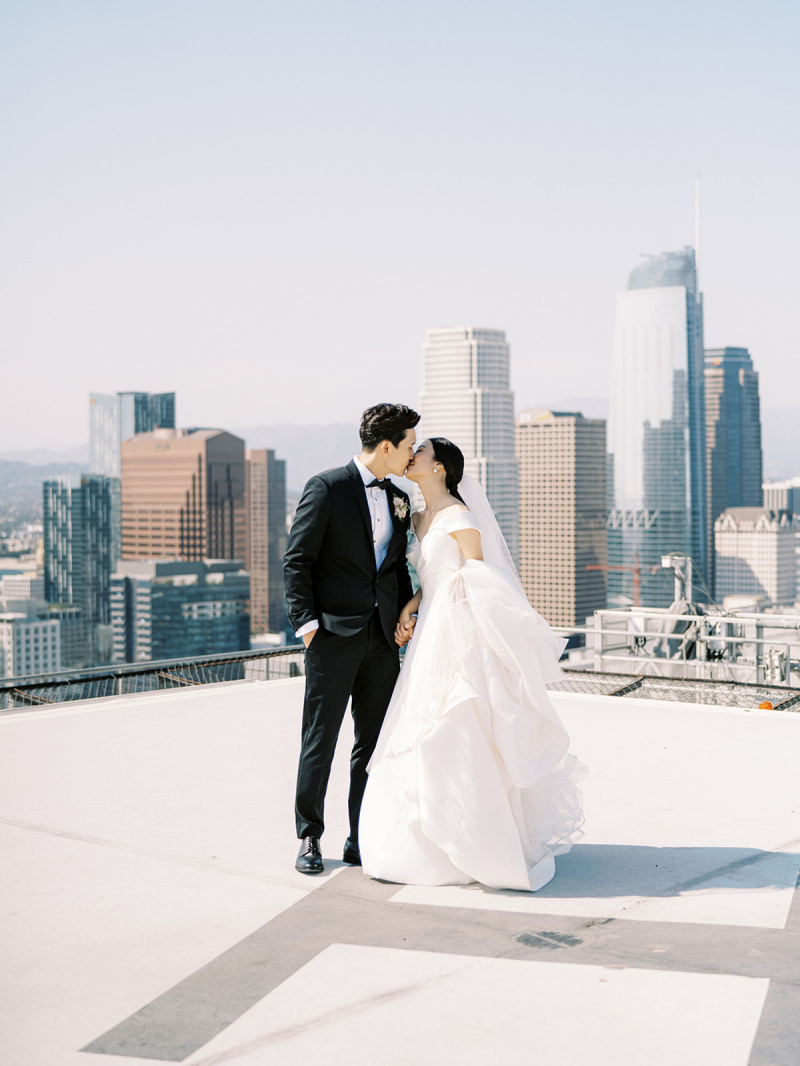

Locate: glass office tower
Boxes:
[705,347,763,596]
[90,392,176,477]
[705,347,763,515]
[418,327,519,562]
[607,249,708,606]
[43,474,118,663]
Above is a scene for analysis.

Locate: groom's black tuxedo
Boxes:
[285,461,414,647]
[284,460,414,846]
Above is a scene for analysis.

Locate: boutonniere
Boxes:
[392,494,410,524]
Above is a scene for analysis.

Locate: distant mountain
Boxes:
[0,459,89,526]
[4,402,795,505]
[0,444,89,466]
[231,423,360,490]
[0,460,88,491]
[0,428,363,494]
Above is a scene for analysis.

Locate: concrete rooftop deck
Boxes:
[2,677,800,1065]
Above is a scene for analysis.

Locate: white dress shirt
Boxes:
[295,456,394,639]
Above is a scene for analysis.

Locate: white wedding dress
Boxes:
[359,501,585,892]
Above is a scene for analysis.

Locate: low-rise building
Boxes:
[0,573,45,600]
[0,587,88,671]
[715,508,799,607]
[763,477,800,516]
[0,613,61,679]
[111,560,250,663]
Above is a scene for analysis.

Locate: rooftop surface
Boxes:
[2,677,800,1065]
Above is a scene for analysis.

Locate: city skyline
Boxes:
[1,3,798,453]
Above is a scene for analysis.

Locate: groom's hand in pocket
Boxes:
[302,630,316,648]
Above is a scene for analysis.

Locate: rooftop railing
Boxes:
[551,607,800,689]
[0,646,305,711]
[2,638,799,714]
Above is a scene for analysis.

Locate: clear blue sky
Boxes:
[1,0,798,451]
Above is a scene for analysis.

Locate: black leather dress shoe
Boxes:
[295,836,324,874]
[342,838,361,866]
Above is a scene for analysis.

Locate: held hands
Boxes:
[394,595,421,646]
[394,613,416,646]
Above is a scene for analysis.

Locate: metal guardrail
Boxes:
[2,644,799,714]
[0,646,306,711]
[548,670,800,712]
[553,607,800,688]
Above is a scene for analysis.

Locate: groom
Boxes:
[284,402,420,874]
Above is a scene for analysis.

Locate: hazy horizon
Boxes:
[2,1,798,453]
[3,400,799,489]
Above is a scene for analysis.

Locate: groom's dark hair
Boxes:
[360,403,420,451]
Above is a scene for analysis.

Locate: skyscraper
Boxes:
[90,392,175,477]
[418,327,518,560]
[705,350,763,511]
[245,449,288,635]
[42,475,117,663]
[43,476,83,609]
[516,410,607,628]
[120,429,246,562]
[607,249,708,606]
[705,347,763,596]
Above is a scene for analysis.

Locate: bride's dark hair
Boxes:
[429,437,466,504]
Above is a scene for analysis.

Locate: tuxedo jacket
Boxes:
[284,461,415,646]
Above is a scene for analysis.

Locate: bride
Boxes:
[358,437,585,892]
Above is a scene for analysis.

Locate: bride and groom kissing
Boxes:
[284,403,584,893]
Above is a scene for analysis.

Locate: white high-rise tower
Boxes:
[607,248,708,606]
[418,327,519,561]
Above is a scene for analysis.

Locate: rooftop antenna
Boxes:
[694,173,701,278]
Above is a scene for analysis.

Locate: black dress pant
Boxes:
[295,609,399,844]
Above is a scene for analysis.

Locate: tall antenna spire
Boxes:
[694,173,701,279]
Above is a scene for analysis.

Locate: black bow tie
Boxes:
[367,478,391,490]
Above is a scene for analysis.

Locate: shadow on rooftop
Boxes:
[467,844,800,900]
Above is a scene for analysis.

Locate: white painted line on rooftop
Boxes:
[179,944,769,1066]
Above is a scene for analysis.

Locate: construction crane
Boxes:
[586,553,643,608]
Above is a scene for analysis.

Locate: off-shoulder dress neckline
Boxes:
[412,504,470,545]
